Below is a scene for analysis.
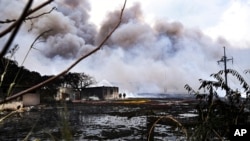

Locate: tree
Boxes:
[0,58,19,86]
[63,72,95,91]
[184,69,250,140]
[39,75,63,103]
[0,0,127,104]
[0,57,43,97]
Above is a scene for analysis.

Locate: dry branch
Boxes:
[0,0,127,104]
[0,0,54,38]
[0,0,33,59]
[7,30,52,95]
[147,115,187,141]
[23,29,52,65]
[0,7,56,24]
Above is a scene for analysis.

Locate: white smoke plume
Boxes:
[1,1,250,95]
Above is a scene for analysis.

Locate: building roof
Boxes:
[88,79,114,87]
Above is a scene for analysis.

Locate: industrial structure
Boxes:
[55,80,119,101]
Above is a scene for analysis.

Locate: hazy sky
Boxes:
[1,0,250,95]
[75,0,250,94]
[89,0,250,44]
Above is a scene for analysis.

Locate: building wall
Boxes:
[81,86,119,100]
[56,87,80,101]
[103,87,119,99]
[23,93,40,106]
[0,86,39,106]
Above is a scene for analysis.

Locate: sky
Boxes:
[89,0,250,44]
[1,0,250,96]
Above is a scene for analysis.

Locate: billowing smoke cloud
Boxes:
[89,2,250,94]
[1,1,250,95]
[30,0,97,59]
[95,3,143,46]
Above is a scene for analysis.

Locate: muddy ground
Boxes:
[0,98,199,141]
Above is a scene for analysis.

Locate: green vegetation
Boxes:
[184,69,250,140]
[0,57,42,97]
[59,104,73,141]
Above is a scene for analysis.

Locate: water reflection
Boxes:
[79,114,147,140]
[0,103,197,141]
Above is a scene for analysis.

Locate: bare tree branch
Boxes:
[0,0,54,38]
[9,29,52,90]
[0,0,127,104]
[0,7,56,24]
[244,69,250,74]
[0,0,33,59]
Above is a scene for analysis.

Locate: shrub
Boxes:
[184,69,250,140]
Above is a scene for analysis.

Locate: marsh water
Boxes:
[0,99,198,141]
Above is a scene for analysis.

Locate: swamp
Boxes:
[0,98,199,141]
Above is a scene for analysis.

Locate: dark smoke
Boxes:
[30,0,97,59]
[95,3,143,46]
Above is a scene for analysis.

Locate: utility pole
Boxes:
[217,47,233,95]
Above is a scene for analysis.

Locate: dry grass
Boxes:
[119,99,151,104]
[147,115,188,141]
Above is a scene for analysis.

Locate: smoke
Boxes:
[1,1,250,95]
[88,2,250,94]
[29,0,97,59]
[95,3,143,46]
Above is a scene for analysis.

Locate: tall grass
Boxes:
[59,104,73,141]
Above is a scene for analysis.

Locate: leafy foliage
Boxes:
[184,69,250,140]
[0,58,42,97]
[62,72,96,91]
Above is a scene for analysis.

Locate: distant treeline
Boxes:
[0,58,95,102]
